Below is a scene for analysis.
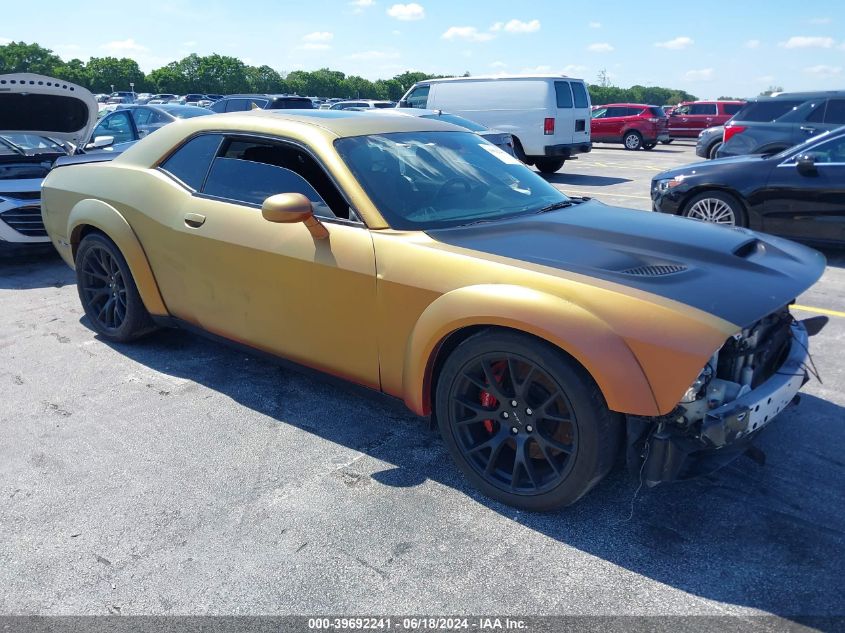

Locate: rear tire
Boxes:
[534,158,565,174]
[435,330,622,510]
[623,131,643,150]
[707,141,723,160]
[642,142,656,150]
[75,232,156,342]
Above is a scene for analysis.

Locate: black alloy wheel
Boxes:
[435,331,621,510]
[76,232,155,342]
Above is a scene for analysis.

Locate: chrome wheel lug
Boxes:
[526,425,533,432]
[511,427,518,434]
[511,400,518,407]
[502,411,509,419]
[526,408,533,416]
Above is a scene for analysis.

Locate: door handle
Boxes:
[184,213,206,228]
[800,126,816,134]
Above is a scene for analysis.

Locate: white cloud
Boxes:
[303,31,334,42]
[589,21,601,28]
[100,38,148,54]
[347,50,401,60]
[587,42,614,52]
[745,39,760,49]
[351,0,375,10]
[781,36,834,48]
[655,36,693,50]
[808,17,831,25]
[0,37,10,45]
[182,40,197,48]
[391,30,401,35]
[387,3,424,20]
[684,68,714,81]
[301,43,331,51]
[491,18,541,33]
[562,64,588,76]
[442,26,494,42]
[490,61,507,68]
[755,75,775,83]
[805,64,842,78]
[520,65,552,74]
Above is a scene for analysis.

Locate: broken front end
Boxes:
[628,307,827,486]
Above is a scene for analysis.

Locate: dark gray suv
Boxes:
[718,91,845,158]
[209,94,314,113]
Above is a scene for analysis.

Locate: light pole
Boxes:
[110,84,114,94]
[129,82,135,102]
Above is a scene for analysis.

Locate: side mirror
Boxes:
[85,135,115,150]
[261,193,329,239]
[795,154,818,176]
[397,99,409,108]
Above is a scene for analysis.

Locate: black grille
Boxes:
[620,264,688,277]
[0,191,41,200]
[0,206,47,236]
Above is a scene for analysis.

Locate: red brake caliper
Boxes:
[479,361,507,434]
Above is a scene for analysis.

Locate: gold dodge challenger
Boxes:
[41,109,827,510]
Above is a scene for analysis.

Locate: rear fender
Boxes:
[402,284,660,417]
[68,199,168,316]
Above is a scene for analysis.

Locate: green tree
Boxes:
[759,85,784,97]
[85,57,147,93]
[0,41,62,74]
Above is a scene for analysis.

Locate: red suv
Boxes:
[590,103,669,150]
[666,100,745,141]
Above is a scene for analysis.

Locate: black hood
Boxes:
[654,153,770,182]
[426,201,826,328]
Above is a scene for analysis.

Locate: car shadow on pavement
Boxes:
[542,173,631,187]
[96,324,845,621]
[0,251,73,290]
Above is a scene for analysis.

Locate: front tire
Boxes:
[682,190,747,227]
[642,142,656,150]
[623,131,643,150]
[660,139,673,145]
[76,232,156,342]
[435,330,621,510]
[534,158,565,174]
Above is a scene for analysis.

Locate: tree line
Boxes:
[1,41,698,104]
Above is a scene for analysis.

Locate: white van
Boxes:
[398,75,591,173]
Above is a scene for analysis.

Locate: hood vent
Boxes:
[620,263,688,277]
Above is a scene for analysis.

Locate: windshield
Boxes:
[159,105,213,119]
[732,99,803,122]
[0,134,66,154]
[335,131,570,230]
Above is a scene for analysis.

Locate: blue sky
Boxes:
[2,0,844,97]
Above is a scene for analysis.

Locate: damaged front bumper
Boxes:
[628,318,823,486]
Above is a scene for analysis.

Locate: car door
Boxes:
[763,134,845,242]
[687,103,718,136]
[91,110,139,146]
[602,106,627,141]
[590,107,609,141]
[154,133,381,389]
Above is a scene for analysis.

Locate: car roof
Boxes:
[597,103,658,108]
[115,109,463,168]
[221,94,311,99]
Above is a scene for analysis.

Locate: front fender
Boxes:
[402,284,660,417]
[68,199,168,317]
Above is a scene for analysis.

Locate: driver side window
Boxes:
[807,136,845,164]
[405,85,430,108]
[201,138,356,221]
[92,111,136,144]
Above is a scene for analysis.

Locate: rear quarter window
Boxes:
[722,103,743,115]
[159,134,224,190]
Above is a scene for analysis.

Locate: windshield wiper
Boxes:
[0,136,26,156]
[534,200,574,214]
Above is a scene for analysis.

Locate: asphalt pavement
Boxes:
[1,143,843,626]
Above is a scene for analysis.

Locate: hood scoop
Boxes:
[619,263,688,277]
